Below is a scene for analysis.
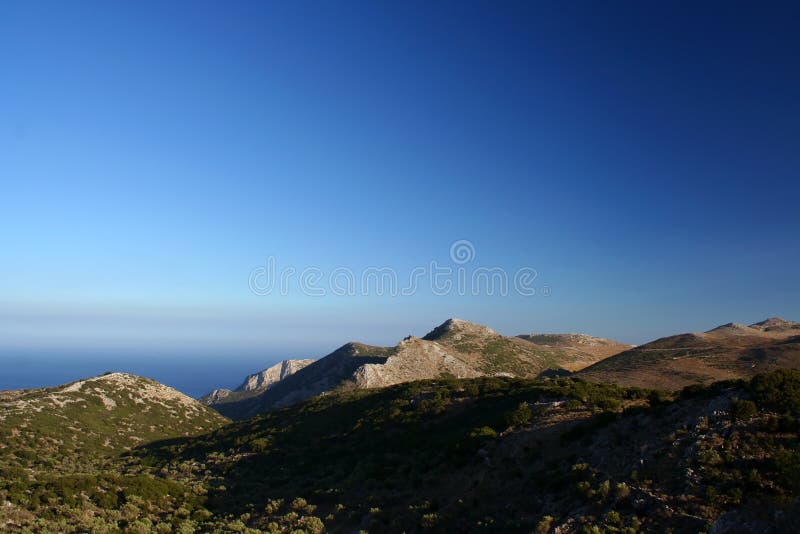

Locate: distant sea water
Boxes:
[0,347,303,398]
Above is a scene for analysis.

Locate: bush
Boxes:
[647,390,672,407]
[291,497,311,513]
[705,485,718,504]
[597,398,621,412]
[750,370,800,414]
[250,438,270,453]
[301,516,325,534]
[773,449,800,494]
[605,510,621,525]
[421,513,440,528]
[469,426,497,440]
[615,482,630,500]
[505,402,533,427]
[535,515,554,534]
[125,519,154,534]
[597,479,611,499]
[731,399,758,422]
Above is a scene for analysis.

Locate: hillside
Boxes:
[199,359,315,406]
[578,317,800,390]
[207,318,623,419]
[0,372,228,473]
[208,342,397,418]
[1,367,799,532]
[135,370,800,533]
[516,333,634,371]
[421,318,619,375]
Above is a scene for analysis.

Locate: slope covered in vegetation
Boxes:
[139,371,800,533]
[2,371,800,532]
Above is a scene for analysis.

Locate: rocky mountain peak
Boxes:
[705,318,800,336]
[750,317,799,331]
[422,318,497,341]
[706,322,757,335]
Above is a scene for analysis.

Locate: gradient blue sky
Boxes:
[2,1,799,374]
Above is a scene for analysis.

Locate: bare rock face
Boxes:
[353,337,480,388]
[749,317,800,334]
[236,359,316,392]
[199,359,315,406]
[423,317,498,342]
[202,388,232,404]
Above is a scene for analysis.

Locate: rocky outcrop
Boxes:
[749,317,800,334]
[422,317,498,342]
[353,337,480,388]
[201,388,232,404]
[236,359,315,392]
[199,358,315,406]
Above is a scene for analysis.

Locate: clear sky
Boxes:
[1,0,799,366]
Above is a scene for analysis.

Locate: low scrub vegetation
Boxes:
[2,371,800,532]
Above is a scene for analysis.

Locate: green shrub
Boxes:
[647,390,672,407]
[535,515,554,534]
[250,438,270,453]
[505,402,532,427]
[615,482,630,499]
[469,426,498,440]
[605,510,621,525]
[291,497,309,512]
[597,479,611,499]
[421,512,440,528]
[301,516,325,534]
[750,370,800,414]
[597,398,621,412]
[773,449,800,494]
[731,399,758,422]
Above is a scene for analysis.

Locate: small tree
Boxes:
[535,515,554,534]
[506,402,533,428]
[731,399,757,422]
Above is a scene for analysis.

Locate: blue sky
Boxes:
[1,0,799,366]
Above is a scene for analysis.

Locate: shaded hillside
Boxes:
[137,371,800,533]
[208,319,622,419]
[210,342,397,418]
[578,318,800,390]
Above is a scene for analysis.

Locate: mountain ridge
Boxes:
[206,318,629,418]
[578,317,800,389]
